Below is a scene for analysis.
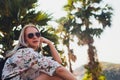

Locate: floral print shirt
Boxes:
[2,48,61,80]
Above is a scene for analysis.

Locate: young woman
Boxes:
[2,23,76,80]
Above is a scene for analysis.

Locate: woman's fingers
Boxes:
[40,37,51,45]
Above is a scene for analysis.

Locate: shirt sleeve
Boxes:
[2,48,61,80]
[2,48,40,79]
[24,48,62,76]
[24,48,61,76]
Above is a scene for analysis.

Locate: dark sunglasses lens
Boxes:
[28,33,34,39]
[35,32,41,37]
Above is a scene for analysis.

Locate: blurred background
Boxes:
[0,0,120,80]
[37,0,120,69]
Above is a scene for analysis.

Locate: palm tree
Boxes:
[62,0,113,79]
[0,0,51,56]
[56,17,77,73]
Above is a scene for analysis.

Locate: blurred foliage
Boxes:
[60,0,113,79]
[0,0,59,59]
[83,73,106,80]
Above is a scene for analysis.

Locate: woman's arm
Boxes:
[47,41,62,64]
[40,37,62,64]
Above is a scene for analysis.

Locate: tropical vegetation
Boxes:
[57,0,113,80]
[0,0,113,80]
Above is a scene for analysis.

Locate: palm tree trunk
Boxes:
[87,43,101,80]
[67,44,73,73]
[68,52,73,73]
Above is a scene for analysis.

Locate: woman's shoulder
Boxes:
[16,48,35,54]
[9,48,38,59]
[17,47,34,51]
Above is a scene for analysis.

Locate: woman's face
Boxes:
[25,27,41,50]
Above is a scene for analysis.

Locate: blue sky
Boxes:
[38,0,120,69]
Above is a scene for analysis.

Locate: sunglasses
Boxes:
[27,32,41,39]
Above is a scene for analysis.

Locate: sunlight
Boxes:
[37,0,120,69]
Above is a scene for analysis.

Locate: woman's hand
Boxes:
[40,37,52,45]
[40,37,62,64]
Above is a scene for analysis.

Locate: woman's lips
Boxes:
[33,40,39,43]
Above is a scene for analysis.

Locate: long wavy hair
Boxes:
[6,23,42,57]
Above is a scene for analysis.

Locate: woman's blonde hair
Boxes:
[6,23,41,57]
